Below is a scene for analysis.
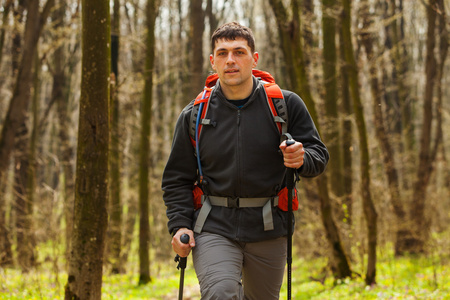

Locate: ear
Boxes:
[252,52,259,68]
[210,54,216,71]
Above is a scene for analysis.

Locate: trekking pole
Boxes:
[174,234,190,300]
[285,139,295,300]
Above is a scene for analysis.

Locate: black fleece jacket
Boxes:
[162,76,329,242]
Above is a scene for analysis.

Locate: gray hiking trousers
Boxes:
[192,232,287,300]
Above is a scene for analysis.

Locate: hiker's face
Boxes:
[210,37,259,90]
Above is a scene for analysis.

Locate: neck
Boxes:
[221,77,254,100]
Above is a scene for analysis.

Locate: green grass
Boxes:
[0,243,449,299]
[280,250,450,300]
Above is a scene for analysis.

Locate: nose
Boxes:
[226,52,235,64]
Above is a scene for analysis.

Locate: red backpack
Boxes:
[190,69,298,211]
[189,69,288,147]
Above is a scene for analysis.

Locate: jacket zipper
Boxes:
[236,109,241,193]
[236,109,241,240]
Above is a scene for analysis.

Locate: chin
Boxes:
[223,79,242,86]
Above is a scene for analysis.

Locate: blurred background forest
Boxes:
[0,0,449,298]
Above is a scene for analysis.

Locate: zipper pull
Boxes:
[237,110,241,126]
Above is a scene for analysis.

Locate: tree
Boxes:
[434,0,448,176]
[14,47,43,272]
[0,0,54,207]
[408,0,446,254]
[0,0,13,67]
[321,0,344,203]
[109,0,123,275]
[206,0,218,38]
[189,0,205,98]
[381,0,414,191]
[50,0,77,262]
[0,0,53,269]
[301,0,315,69]
[64,0,110,298]
[268,0,352,280]
[341,0,378,285]
[138,0,160,285]
[359,0,407,257]
[338,6,354,225]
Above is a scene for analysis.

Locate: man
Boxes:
[162,22,328,299]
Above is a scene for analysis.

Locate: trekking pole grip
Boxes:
[286,139,295,188]
[175,234,190,270]
[180,233,190,244]
[179,234,190,269]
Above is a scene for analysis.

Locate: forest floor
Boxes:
[0,234,449,299]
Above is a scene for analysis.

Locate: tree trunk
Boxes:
[269,0,352,280]
[0,0,18,267]
[138,0,159,285]
[396,0,415,172]
[338,7,353,225]
[381,1,401,136]
[27,49,40,262]
[341,0,378,285]
[382,0,415,191]
[64,0,110,298]
[20,49,41,271]
[429,0,448,231]
[11,0,26,77]
[301,0,314,69]
[108,0,122,275]
[433,1,448,162]
[15,46,41,272]
[206,0,218,39]
[0,0,54,194]
[189,0,205,98]
[0,0,13,68]
[408,0,441,254]
[120,194,138,273]
[321,0,347,230]
[51,0,75,263]
[317,176,352,278]
[0,172,13,266]
[14,120,33,271]
[321,0,344,202]
[359,0,407,256]
[173,0,191,112]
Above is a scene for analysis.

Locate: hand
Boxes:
[279,140,305,169]
[171,228,195,257]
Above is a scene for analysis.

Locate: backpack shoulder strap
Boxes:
[262,82,288,138]
[189,87,213,148]
[189,73,219,147]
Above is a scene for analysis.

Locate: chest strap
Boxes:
[193,195,279,233]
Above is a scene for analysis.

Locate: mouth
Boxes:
[224,68,239,74]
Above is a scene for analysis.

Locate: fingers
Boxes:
[280,141,305,169]
[172,228,195,257]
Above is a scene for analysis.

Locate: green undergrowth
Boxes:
[0,240,449,299]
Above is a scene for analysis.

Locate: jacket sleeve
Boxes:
[285,91,329,177]
[161,103,198,235]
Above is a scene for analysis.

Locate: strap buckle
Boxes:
[227,197,240,208]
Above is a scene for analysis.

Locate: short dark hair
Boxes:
[211,22,256,53]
